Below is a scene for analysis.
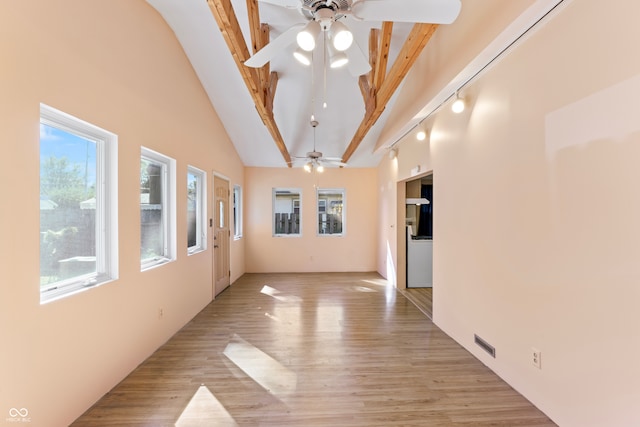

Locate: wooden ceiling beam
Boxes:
[358,75,375,119]
[259,24,271,106]
[373,22,393,92]
[367,28,379,90]
[246,0,262,54]
[341,23,438,163]
[207,0,292,166]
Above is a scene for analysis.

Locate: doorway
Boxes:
[213,175,230,297]
[404,173,433,318]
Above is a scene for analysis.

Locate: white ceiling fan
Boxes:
[292,118,348,172]
[245,0,462,76]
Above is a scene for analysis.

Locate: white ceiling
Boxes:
[146,0,423,168]
[145,0,565,169]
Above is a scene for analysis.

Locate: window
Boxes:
[187,166,206,254]
[317,188,345,235]
[39,104,118,303]
[273,188,301,236]
[140,147,176,269]
[233,184,243,239]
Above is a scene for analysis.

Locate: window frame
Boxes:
[140,147,176,270]
[316,188,346,237]
[187,166,207,255]
[272,188,302,237]
[233,184,243,240]
[39,104,119,303]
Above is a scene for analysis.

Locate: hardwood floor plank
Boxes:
[402,287,433,319]
[72,272,554,426]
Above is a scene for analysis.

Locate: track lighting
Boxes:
[330,20,353,51]
[293,48,311,66]
[451,93,465,113]
[297,21,321,52]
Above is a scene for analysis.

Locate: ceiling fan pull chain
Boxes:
[310,49,316,121]
[323,31,328,109]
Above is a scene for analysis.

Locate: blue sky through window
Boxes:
[40,123,97,192]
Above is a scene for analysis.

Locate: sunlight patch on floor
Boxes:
[350,285,378,292]
[175,385,237,427]
[261,285,303,303]
[223,334,297,399]
[360,278,389,288]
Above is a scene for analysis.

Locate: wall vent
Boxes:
[474,334,496,358]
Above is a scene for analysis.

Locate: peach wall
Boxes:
[378,0,640,425]
[377,0,536,150]
[245,167,377,273]
[0,2,244,425]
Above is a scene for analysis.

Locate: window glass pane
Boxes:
[218,200,225,228]
[140,156,165,263]
[187,166,206,254]
[317,189,344,235]
[40,124,97,286]
[187,172,198,248]
[39,104,117,303]
[273,189,301,236]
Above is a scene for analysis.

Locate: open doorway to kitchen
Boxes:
[403,173,433,319]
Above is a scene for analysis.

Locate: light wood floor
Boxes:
[72,272,555,426]
[401,287,433,319]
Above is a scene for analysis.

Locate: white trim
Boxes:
[187,166,207,254]
[273,188,302,237]
[140,147,176,270]
[316,188,346,237]
[39,104,119,304]
[233,184,243,239]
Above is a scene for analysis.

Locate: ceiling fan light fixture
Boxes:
[297,21,320,52]
[316,164,325,173]
[304,162,313,173]
[329,51,348,68]
[331,21,353,51]
[293,48,311,66]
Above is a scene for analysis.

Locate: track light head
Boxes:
[452,93,465,113]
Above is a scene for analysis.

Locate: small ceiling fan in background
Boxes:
[292,118,348,172]
[245,0,462,76]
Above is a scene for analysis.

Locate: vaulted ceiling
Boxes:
[146,0,564,169]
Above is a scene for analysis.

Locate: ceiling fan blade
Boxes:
[351,0,462,24]
[322,159,349,167]
[259,0,301,8]
[345,41,371,76]
[244,23,305,68]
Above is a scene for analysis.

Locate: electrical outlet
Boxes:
[532,347,541,369]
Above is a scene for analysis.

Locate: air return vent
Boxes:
[474,334,496,358]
